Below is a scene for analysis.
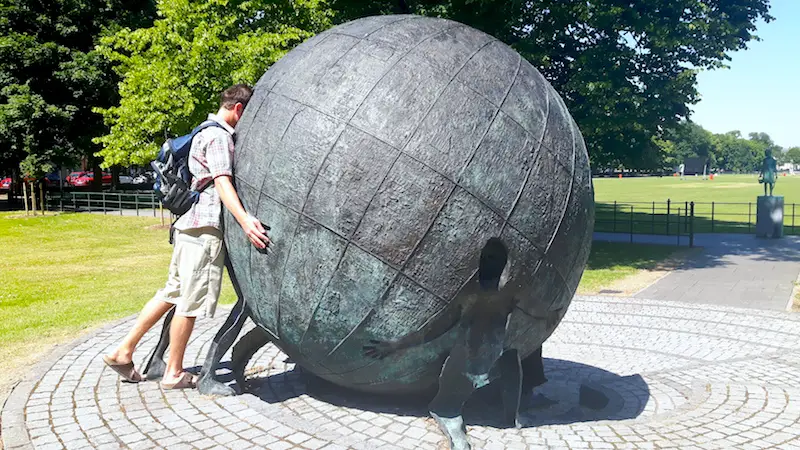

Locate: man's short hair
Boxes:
[220,84,253,110]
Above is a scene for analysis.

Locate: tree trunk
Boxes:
[111,166,120,190]
[22,181,29,215]
[9,168,18,208]
[91,158,103,191]
[40,180,46,213]
[32,182,38,215]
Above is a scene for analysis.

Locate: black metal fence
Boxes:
[596,199,800,247]
[39,193,800,246]
[47,191,161,216]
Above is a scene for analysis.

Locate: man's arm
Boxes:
[214,175,270,249]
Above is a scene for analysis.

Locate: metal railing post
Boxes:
[135,194,139,217]
[684,201,689,233]
[711,202,715,233]
[102,192,106,215]
[613,201,617,233]
[119,193,123,216]
[152,192,156,217]
[651,201,655,234]
[87,193,91,213]
[748,202,752,233]
[677,207,681,245]
[690,202,695,248]
[666,199,671,235]
[630,205,634,243]
[793,204,796,235]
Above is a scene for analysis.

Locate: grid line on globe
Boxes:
[224,15,594,394]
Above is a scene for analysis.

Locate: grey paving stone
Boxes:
[5,294,800,450]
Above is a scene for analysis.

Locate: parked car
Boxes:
[119,175,134,184]
[133,172,155,185]
[66,171,87,186]
[71,172,112,188]
[44,173,63,188]
[0,177,11,191]
[70,173,92,187]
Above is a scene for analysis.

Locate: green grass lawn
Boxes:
[594,173,800,204]
[578,241,685,294]
[0,212,236,392]
[593,174,800,234]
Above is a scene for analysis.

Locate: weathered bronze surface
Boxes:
[223,14,594,395]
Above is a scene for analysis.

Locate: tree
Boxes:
[712,131,760,173]
[786,147,800,165]
[0,0,156,185]
[669,121,716,167]
[328,0,772,169]
[95,0,332,166]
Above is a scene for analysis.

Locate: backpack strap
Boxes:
[190,120,232,194]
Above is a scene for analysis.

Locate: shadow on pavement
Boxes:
[239,358,650,429]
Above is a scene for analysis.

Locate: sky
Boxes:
[690,0,800,150]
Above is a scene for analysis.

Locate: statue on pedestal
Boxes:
[758,148,777,196]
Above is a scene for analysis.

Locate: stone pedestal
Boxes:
[756,196,783,238]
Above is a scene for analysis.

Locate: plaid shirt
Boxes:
[174,114,235,231]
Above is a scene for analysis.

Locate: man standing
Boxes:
[103,84,269,389]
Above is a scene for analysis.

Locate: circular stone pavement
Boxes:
[3,296,800,450]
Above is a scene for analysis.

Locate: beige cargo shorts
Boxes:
[153,226,226,318]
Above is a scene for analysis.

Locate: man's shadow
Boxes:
[213,356,650,429]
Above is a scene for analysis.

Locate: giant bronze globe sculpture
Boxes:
[223,15,594,394]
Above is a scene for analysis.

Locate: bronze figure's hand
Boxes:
[363,339,401,359]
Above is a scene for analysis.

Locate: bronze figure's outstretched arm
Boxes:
[363,302,464,359]
[364,237,511,360]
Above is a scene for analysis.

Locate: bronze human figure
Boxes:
[364,238,547,450]
[759,148,778,196]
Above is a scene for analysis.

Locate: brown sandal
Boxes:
[102,355,143,383]
[160,372,197,390]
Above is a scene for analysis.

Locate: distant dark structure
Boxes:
[682,157,709,176]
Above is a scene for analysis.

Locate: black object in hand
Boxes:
[255,222,272,254]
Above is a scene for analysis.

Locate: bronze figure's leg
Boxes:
[142,306,176,380]
[230,326,272,390]
[520,346,547,394]
[498,349,523,428]
[429,347,475,450]
[197,296,250,396]
[197,257,254,396]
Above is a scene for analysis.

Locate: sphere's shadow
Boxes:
[237,358,650,429]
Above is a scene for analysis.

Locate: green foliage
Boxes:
[328,0,772,169]
[786,147,800,165]
[95,0,332,166]
[0,0,156,176]
[655,123,780,174]
[668,122,716,168]
[712,131,762,173]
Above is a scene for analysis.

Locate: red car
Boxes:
[66,171,87,186]
[71,172,112,188]
[0,177,11,191]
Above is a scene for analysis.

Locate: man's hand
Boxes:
[240,214,270,249]
[363,339,403,360]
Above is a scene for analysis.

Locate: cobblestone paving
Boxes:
[3,296,800,449]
